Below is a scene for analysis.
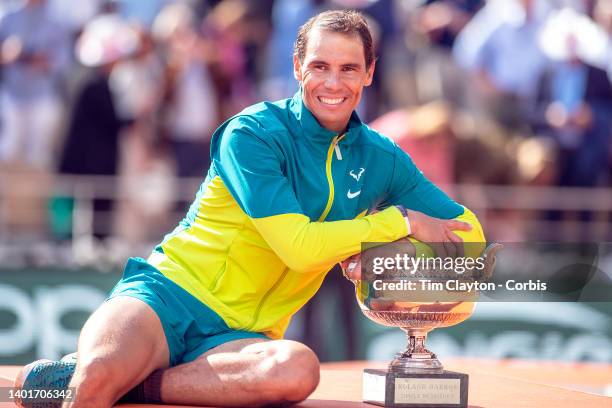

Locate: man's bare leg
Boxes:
[64,296,170,407]
[63,297,318,408]
[159,338,320,407]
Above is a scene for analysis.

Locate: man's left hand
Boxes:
[406,209,472,258]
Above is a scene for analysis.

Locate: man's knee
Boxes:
[259,341,320,403]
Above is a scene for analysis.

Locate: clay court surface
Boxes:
[0,359,610,407]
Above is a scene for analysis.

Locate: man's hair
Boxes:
[294,10,375,69]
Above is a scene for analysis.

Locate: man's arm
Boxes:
[382,145,485,258]
[251,209,407,272]
[212,117,410,273]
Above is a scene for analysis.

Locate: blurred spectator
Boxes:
[47,0,105,31]
[109,27,164,126]
[58,14,140,238]
[453,0,552,130]
[416,0,485,49]
[369,100,539,187]
[153,3,217,180]
[369,100,549,241]
[261,0,320,101]
[113,0,170,27]
[203,0,272,118]
[0,0,70,169]
[370,101,456,188]
[112,0,216,28]
[348,0,399,120]
[538,3,609,70]
[591,0,612,81]
[409,0,484,106]
[536,31,612,187]
[108,25,179,245]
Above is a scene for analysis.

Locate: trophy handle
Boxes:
[478,243,503,281]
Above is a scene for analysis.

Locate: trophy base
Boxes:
[363,368,468,408]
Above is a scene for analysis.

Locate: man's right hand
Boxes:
[406,209,472,258]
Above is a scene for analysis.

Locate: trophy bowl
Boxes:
[360,301,475,373]
[343,242,501,407]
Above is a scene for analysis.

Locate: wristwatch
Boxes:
[395,205,412,236]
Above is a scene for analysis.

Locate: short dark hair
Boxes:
[294,10,375,69]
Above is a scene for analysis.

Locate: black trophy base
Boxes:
[363,368,468,408]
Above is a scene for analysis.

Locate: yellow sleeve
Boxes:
[251,206,408,273]
[453,206,486,258]
[252,206,485,273]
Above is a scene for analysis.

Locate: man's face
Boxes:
[293,27,375,133]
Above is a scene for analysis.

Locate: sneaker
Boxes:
[60,353,77,365]
[13,354,77,408]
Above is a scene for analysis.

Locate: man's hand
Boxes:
[340,208,473,281]
[406,209,472,258]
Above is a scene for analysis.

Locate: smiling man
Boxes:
[294,20,375,133]
[16,10,484,408]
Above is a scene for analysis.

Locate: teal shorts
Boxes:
[108,257,269,367]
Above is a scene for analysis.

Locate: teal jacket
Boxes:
[148,90,484,339]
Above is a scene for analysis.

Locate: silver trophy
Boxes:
[343,242,502,407]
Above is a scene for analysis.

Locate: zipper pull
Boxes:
[334,134,345,160]
[334,143,343,160]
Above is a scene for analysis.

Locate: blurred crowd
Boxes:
[1,0,612,244]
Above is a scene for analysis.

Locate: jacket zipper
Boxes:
[248,134,345,331]
[318,134,344,221]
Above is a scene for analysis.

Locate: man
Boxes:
[16,10,483,408]
[453,0,551,130]
[0,0,69,169]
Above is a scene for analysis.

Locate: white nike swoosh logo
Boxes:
[347,190,361,199]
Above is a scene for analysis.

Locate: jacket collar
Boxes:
[288,89,362,145]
